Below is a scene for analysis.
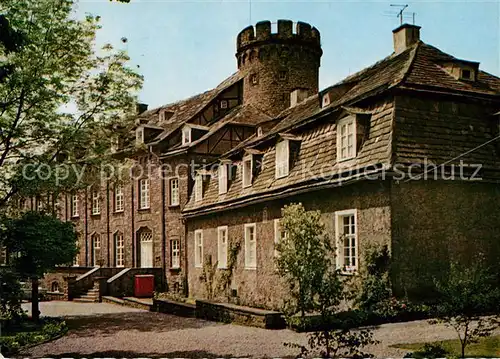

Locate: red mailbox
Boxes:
[134,274,155,298]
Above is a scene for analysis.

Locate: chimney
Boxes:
[392,24,421,54]
[290,88,309,107]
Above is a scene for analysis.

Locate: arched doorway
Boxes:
[137,228,153,268]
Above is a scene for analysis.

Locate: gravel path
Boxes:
[17,302,499,358]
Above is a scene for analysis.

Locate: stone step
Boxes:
[73,297,96,303]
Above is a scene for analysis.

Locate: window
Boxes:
[217,226,228,269]
[275,140,289,179]
[461,68,472,80]
[194,230,203,268]
[218,164,228,195]
[114,232,124,267]
[250,73,258,85]
[36,196,43,212]
[71,193,79,217]
[139,179,150,209]
[322,93,331,108]
[171,240,180,268]
[244,223,257,269]
[279,70,287,80]
[92,233,101,267]
[337,116,356,161]
[159,110,165,122]
[335,209,358,272]
[91,190,100,215]
[182,127,191,145]
[170,178,180,206]
[73,239,79,266]
[51,282,60,292]
[136,127,144,145]
[274,219,288,258]
[242,156,253,188]
[115,184,124,212]
[257,127,263,137]
[194,175,203,202]
[220,100,228,109]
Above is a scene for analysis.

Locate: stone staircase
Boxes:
[73,287,100,303]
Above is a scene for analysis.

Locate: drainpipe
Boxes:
[131,182,135,267]
[106,181,111,266]
[183,216,188,297]
[161,176,167,289]
[84,189,89,267]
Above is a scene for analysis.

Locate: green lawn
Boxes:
[392,335,500,357]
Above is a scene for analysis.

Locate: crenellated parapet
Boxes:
[235,20,322,117]
[237,20,321,52]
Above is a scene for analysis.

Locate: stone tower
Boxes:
[236,20,322,117]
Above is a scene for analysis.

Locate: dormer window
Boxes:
[135,127,144,145]
[257,127,263,137]
[275,140,289,179]
[461,69,472,80]
[182,127,191,145]
[220,100,228,109]
[195,174,203,202]
[242,156,253,188]
[159,110,165,122]
[218,163,228,195]
[322,93,331,108]
[337,115,357,161]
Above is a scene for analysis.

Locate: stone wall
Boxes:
[390,180,500,300]
[186,180,392,309]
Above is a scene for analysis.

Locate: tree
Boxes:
[431,259,500,358]
[1,211,78,321]
[275,203,376,358]
[0,0,143,208]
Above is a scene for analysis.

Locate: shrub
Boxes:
[403,343,449,359]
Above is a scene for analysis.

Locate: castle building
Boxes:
[19,20,500,307]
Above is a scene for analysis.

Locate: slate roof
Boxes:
[140,71,246,146]
[183,40,500,216]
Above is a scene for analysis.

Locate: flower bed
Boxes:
[0,317,68,355]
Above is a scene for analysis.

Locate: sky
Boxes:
[75,0,500,109]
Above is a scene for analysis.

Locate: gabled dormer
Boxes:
[241,149,263,188]
[335,109,371,163]
[440,59,479,82]
[135,124,164,146]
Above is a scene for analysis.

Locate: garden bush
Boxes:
[403,343,449,359]
[0,318,67,355]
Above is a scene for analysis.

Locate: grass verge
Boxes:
[391,335,500,357]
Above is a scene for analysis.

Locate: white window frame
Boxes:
[139,179,150,209]
[194,230,203,268]
[217,226,228,269]
[115,232,125,267]
[336,115,357,161]
[242,155,253,188]
[322,93,331,108]
[335,209,358,273]
[274,219,288,258]
[136,127,144,145]
[115,184,124,212]
[194,175,203,202]
[275,140,289,179]
[182,126,191,145]
[220,100,228,109]
[169,177,180,206]
[218,164,228,195]
[91,190,100,215]
[171,239,180,268]
[244,223,257,270]
[71,193,79,218]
